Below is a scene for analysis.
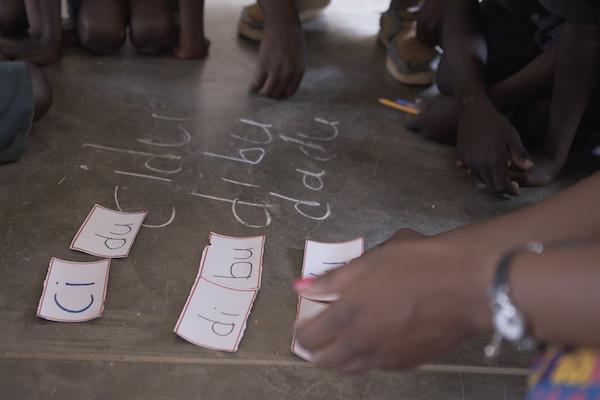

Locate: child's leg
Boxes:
[0,0,28,36]
[176,0,209,59]
[76,0,127,54]
[25,63,52,121]
[129,0,176,53]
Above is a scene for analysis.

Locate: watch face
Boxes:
[494,303,525,342]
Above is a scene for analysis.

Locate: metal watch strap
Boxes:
[484,241,543,358]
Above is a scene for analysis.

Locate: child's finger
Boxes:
[294,258,369,299]
[260,71,279,97]
[272,72,292,99]
[491,163,519,195]
[477,168,495,193]
[285,72,303,98]
[250,69,267,92]
[509,170,531,186]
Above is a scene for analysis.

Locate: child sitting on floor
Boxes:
[72,0,305,98]
[406,0,600,195]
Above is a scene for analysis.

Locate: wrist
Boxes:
[435,234,497,334]
[462,248,497,334]
[258,0,301,27]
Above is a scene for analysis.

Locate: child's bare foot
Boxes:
[405,94,457,144]
[175,38,210,60]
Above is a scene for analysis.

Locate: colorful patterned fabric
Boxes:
[528,349,600,400]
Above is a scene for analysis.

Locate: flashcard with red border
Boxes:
[301,238,364,302]
[291,296,329,361]
[174,272,257,352]
[200,232,265,290]
[70,204,147,258]
[37,258,111,322]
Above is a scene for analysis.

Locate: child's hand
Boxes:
[251,14,305,99]
[457,99,533,195]
[0,36,59,66]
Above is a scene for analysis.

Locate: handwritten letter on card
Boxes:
[70,204,147,258]
[37,258,111,322]
[174,277,257,352]
[302,238,364,301]
[200,232,265,290]
[175,232,265,352]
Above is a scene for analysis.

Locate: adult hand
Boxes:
[295,230,493,374]
[251,10,305,99]
[457,99,533,195]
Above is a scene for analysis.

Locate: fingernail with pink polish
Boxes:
[293,277,316,293]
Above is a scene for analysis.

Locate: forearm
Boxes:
[441,0,489,104]
[508,241,600,347]
[258,0,300,29]
[179,0,205,46]
[544,22,600,162]
[441,173,600,257]
[489,48,555,111]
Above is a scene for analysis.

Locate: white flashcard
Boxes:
[291,296,329,361]
[301,238,364,301]
[37,258,111,322]
[174,275,257,352]
[200,232,265,290]
[70,204,147,258]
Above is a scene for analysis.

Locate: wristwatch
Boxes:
[484,241,543,358]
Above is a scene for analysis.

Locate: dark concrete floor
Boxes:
[1,0,595,399]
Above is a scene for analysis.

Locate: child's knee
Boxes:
[78,15,126,55]
[26,63,52,121]
[130,15,176,53]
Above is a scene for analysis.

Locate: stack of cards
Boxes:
[291,238,364,361]
[174,232,265,352]
[37,204,147,322]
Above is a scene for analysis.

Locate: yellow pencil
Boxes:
[378,98,420,115]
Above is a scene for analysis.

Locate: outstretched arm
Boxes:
[296,173,600,373]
